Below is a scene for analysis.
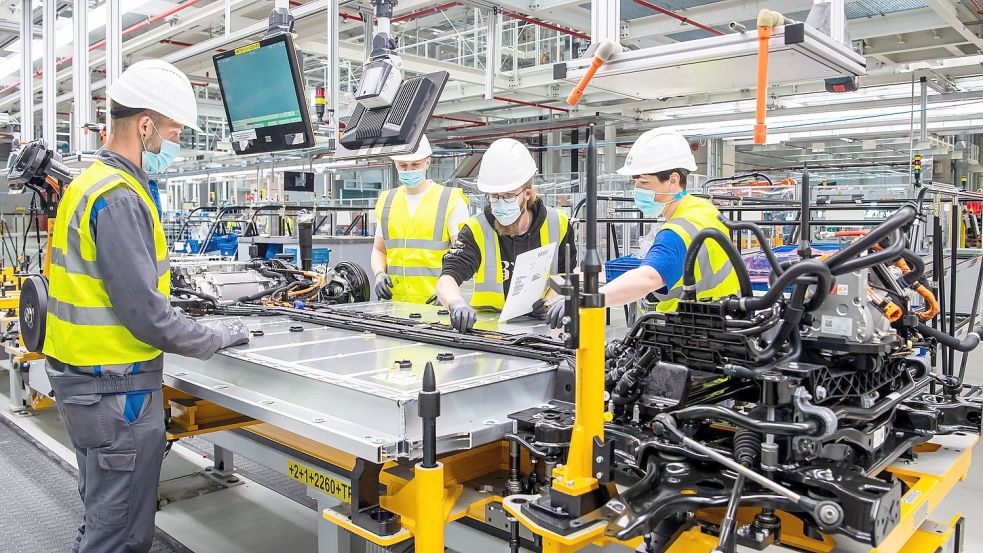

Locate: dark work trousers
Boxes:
[49,384,166,553]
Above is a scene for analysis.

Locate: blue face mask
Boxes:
[633,188,686,218]
[141,120,180,174]
[490,197,523,226]
[398,169,426,188]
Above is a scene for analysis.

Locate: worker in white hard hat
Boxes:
[597,129,741,314]
[43,59,249,553]
[437,138,576,332]
[371,135,469,303]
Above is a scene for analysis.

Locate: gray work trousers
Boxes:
[49,383,166,553]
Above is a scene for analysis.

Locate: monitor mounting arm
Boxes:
[370,0,399,60]
[266,0,295,37]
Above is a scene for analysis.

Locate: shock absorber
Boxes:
[732,428,762,467]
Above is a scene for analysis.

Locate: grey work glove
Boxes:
[374,272,394,300]
[214,318,250,348]
[448,299,477,333]
[546,300,566,330]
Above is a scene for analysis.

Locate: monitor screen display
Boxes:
[284,171,315,192]
[215,41,304,133]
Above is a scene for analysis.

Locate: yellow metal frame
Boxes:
[552,306,606,496]
[874,435,976,552]
[154,389,975,553]
[163,386,258,440]
[898,515,963,553]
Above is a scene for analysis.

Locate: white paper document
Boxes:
[499,243,558,322]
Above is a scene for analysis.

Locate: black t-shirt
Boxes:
[440,199,577,296]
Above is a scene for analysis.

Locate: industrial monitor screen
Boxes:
[284,171,314,192]
[213,33,314,155]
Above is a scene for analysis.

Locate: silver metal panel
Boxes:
[562,24,866,100]
[165,303,560,462]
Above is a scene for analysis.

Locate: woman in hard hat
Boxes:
[43,60,249,553]
[599,129,740,314]
[371,135,469,303]
[437,138,576,332]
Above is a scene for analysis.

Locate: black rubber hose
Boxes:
[900,248,926,286]
[672,404,819,436]
[729,259,831,314]
[798,166,811,259]
[171,287,219,307]
[721,217,784,276]
[236,283,294,302]
[915,186,930,214]
[918,323,983,353]
[681,228,753,299]
[823,206,916,272]
[830,229,905,276]
[701,172,773,190]
[748,286,806,366]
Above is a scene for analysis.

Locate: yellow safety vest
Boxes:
[651,194,740,312]
[466,206,569,310]
[375,183,467,303]
[43,160,171,365]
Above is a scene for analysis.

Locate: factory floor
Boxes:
[0,366,320,553]
[1,350,982,553]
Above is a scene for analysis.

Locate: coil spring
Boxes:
[733,428,762,467]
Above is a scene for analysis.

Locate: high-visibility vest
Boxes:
[43,160,171,365]
[650,194,740,312]
[466,206,569,310]
[375,183,467,303]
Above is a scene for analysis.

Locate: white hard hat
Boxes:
[617,129,697,176]
[108,59,202,132]
[390,135,432,162]
[476,138,537,193]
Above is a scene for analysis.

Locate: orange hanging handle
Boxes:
[754,10,784,145]
[566,41,620,107]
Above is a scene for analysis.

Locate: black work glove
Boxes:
[546,301,566,329]
[448,299,477,333]
[374,272,394,300]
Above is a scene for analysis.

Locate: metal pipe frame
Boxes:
[327,0,340,133]
[828,0,846,45]
[42,0,57,143]
[224,0,232,36]
[484,8,497,100]
[105,0,122,134]
[72,0,92,152]
[920,76,928,143]
[591,0,621,44]
[361,8,373,62]
[19,0,34,143]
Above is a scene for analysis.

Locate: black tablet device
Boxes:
[213,33,315,155]
[283,171,315,192]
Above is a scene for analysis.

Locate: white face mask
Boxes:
[490,196,523,225]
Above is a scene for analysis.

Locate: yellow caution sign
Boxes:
[234,42,260,55]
